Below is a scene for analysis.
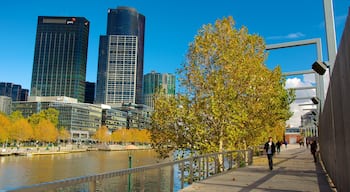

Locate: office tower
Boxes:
[84,81,95,104]
[30,16,90,102]
[0,82,13,99]
[96,7,145,106]
[20,89,29,101]
[0,82,26,101]
[143,71,175,108]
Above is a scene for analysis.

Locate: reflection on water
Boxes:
[0,150,160,190]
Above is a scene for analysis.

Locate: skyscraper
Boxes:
[30,16,90,102]
[0,82,28,101]
[84,81,95,104]
[95,7,145,106]
[143,71,175,108]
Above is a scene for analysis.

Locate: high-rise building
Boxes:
[20,89,29,101]
[0,82,28,101]
[95,7,145,106]
[30,16,90,102]
[143,71,175,108]
[84,81,95,104]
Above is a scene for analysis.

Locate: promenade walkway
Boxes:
[180,144,336,192]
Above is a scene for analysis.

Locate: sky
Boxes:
[0,0,349,127]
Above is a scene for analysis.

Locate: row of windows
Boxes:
[107,81,135,85]
[108,60,136,64]
[110,42,136,46]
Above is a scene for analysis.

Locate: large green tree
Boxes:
[150,16,294,158]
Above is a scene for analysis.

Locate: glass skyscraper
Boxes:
[0,82,28,101]
[143,71,175,108]
[84,81,95,104]
[95,7,145,106]
[30,16,90,102]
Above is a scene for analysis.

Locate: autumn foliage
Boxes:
[0,109,62,145]
[150,16,294,158]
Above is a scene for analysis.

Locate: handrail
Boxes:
[3,149,252,192]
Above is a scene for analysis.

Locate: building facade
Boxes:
[300,111,318,137]
[96,7,145,106]
[12,96,101,137]
[20,89,29,101]
[30,16,90,102]
[84,81,95,104]
[0,96,12,115]
[143,71,175,108]
[0,82,28,101]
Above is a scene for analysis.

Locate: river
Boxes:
[0,150,178,191]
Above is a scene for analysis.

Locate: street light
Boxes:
[311,97,320,105]
[312,61,329,75]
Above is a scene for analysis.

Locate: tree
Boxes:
[11,118,33,143]
[33,119,58,143]
[0,113,10,145]
[150,16,294,158]
[94,126,110,143]
[111,128,133,144]
[58,127,70,142]
[28,108,59,127]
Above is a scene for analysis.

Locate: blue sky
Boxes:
[0,0,348,90]
[0,0,348,127]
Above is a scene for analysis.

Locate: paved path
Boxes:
[180,144,335,192]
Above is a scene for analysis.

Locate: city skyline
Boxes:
[0,0,349,126]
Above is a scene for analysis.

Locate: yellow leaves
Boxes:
[0,113,10,142]
[110,128,151,144]
[11,118,33,142]
[58,127,70,141]
[150,16,294,157]
[34,119,58,143]
[93,125,110,143]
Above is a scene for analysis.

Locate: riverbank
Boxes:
[0,144,152,156]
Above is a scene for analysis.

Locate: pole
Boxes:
[128,154,132,192]
[323,0,337,74]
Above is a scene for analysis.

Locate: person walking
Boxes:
[310,140,318,163]
[264,137,276,170]
[276,141,281,153]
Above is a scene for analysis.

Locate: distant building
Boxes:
[284,127,301,144]
[84,82,95,104]
[30,16,90,102]
[101,105,128,131]
[96,6,145,106]
[101,103,152,132]
[12,96,101,141]
[143,71,175,108]
[0,96,12,115]
[300,111,317,137]
[20,89,29,101]
[0,82,28,101]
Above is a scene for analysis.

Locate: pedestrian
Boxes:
[310,140,317,163]
[264,137,276,170]
[284,140,288,148]
[276,141,281,153]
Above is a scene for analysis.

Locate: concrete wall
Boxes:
[319,9,350,192]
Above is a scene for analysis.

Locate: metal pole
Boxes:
[128,154,132,192]
[323,0,337,74]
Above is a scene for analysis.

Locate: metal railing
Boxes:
[3,149,252,192]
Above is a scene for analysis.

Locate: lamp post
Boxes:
[128,150,133,192]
